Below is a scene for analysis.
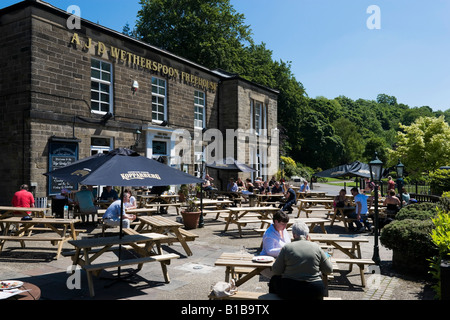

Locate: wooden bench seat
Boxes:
[0,235,65,242]
[178,228,199,241]
[298,208,332,218]
[258,201,283,207]
[208,291,341,300]
[333,258,376,287]
[82,253,180,273]
[124,227,198,245]
[202,209,231,219]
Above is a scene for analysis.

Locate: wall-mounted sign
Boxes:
[48,140,79,195]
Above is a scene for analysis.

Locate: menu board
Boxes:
[48,141,79,195]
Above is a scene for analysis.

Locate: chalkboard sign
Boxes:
[48,140,79,195]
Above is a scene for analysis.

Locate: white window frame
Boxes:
[250,99,266,135]
[194,90,206,129]
[151,77,167,123]
[91,59,113,115]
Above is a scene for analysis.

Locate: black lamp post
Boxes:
[369,152,383,265]
[396,159,405,208]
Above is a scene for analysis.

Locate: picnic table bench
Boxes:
[134,216,197,256]
[0,206,50,219]
[223,207,280,237]
[296,199,334,218]
[68,233,179,297]
[0,217,80,259]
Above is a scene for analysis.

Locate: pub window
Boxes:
[152,77,167,122]
[194,90,205,129]
[90,137,113,156]
[91,59,113,114]
[250,99,267,135]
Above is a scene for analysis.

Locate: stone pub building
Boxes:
[0,0,278,205]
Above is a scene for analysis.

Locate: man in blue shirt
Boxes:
[102,192,136,228]
[227,178,238,192]
[348,187,373,232]
[299,181,310,192]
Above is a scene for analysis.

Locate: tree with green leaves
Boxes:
[133,0,252,71]
[388,116,450,179]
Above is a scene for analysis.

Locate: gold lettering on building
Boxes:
[70,33,217,92]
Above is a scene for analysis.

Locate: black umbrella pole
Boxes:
[199,183,204,228]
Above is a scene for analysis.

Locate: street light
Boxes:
[369,152,383,265]
[396,159,405,208]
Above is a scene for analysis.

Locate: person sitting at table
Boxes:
[280,185,296,214]
[150,185,168,196]
[244,178,254,193]
[102,191,136,229]
[399,187,410,206]
[227,178,238,192]
[260,211,290,257]
[12,184,35,216]
[269,221,333,300]
[123,188,137,209]
[74,185,98,223]
[383,189,401,226]
[333,189,353,216]
[268,176,277,187]
[236,177,245,189]
[271,181,283,194]
[364,178,375,194]
[100,186,119,201]
[202,174,216,192]
[260,181,270,194]
[299,180,310,192]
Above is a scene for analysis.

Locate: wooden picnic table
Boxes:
[125,207,158,216]
[193,199,233,208]
[68,233,179,297]
[294,191,327,199]
[254,193,285,206]
[309,234,369,259]
[0,206,49,219]
[138,194,179,207]
[0,217,81,259]
[296,198,334,218]
[223,206,280,237]
[134,215,197,256]
[260,217,331,234]
[214,252,274,287]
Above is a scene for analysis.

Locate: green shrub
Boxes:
[396,202,439,221]
[429,208,450,299]
[429,169,450,196]
[381,219,436,256]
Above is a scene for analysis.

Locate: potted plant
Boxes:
[178,184,188,202]
[181,185,201,229]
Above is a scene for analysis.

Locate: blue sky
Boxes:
[2,0,449,111]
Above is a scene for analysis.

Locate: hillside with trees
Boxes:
[125,0,450,175]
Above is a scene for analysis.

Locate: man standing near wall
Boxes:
[12,184,35,216]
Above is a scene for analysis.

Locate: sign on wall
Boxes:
[48,140,79,195]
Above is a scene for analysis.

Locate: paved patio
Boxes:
[0,183,434,303]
